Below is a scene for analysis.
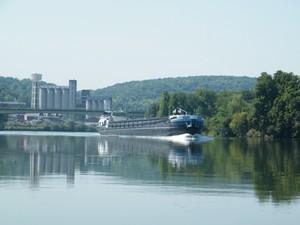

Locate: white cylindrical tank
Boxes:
[62,88,70,110]
[68,80,77,109]
[46,88,55,109]
[103,98,112,111]
[31,73,42,82]
[31,73,42,109]
[54,88,62,109]
[85,99,92,111]
[38,87,47,109]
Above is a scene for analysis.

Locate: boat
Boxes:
[98,108,204,136]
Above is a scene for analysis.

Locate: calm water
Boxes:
[0,132,300,225]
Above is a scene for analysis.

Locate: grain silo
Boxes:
[31,73,42,109]
[46,87,55,109]
[38,87,47,109]
[85,99,92,111]
[69,80,77,109]
[54,88,62,109]
[103,98,112,111]
[62,88,70,109]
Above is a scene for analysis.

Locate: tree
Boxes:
[157,92,170,117]
[252,72,278,134]
[145,102,159,117]
[230,112,249,137]
[168,92,188,113]
[251,71,300,137]
[269,71,300,137]
[194,89,217,117]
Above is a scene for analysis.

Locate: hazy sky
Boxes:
[0,0,299,89]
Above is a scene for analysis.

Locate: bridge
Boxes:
[0,108,145,117]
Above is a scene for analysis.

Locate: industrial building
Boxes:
[30,74,112,112]
[85,97,112,111]
[69,80,77,109]
[79,89,91,107]
[30,74,77,110]
[31,73,42,109]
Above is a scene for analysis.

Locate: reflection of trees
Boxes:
[216,139,300,203]
[252,140,300,203]
[1,135,300,203]
[203,139,254,183]
[206,139,300,203]
[154,138,300,203]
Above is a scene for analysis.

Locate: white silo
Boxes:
[103,98,112,111]
[46,87,55,109]
[62,88,70,110]
[38,87,47,109]
[54,88,62,109]
[86,99,92,111]
[31,73,42,109]
[69,80,77,109]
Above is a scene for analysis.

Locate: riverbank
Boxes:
[3,121,97,132]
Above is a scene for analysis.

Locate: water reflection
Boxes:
[168,143,203,169]
[0,135,77,187]
[0,134,300,203]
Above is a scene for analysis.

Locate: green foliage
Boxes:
[149,89,218,118]
[252,72,278,133]
[252,71,300,137]
[0,76,53,104]
[94,76,256,111]
[149,71,300,138]
[157,92,170,117]
[204,92,252,137]
[0,77,32,103]
[145,102,159,117]
[230,112,249,137]
[193,89,217,117]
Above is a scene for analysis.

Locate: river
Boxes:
[0,131,299,225]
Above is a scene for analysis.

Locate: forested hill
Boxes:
[0,77,32,104]
[94,76,256,111]
[0,76,51,105]
[0,75,256,111]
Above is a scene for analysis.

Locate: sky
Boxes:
[0,0,299,89]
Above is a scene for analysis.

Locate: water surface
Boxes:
[0,132,299,225]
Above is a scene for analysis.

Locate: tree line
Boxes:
[94,75,256,111]
[146,71,300,138]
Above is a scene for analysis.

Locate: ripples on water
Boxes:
[0,131,300,225]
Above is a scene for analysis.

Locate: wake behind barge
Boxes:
[98,108,204,136]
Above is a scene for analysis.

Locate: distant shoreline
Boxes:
[1,128,96,132]
[0,130,99,137]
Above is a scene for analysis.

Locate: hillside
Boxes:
[0,75,256,111]
[0,77,32,104]
[93,76,256,111]
[0,76,52,105]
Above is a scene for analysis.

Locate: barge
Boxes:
[98,108,204,137]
